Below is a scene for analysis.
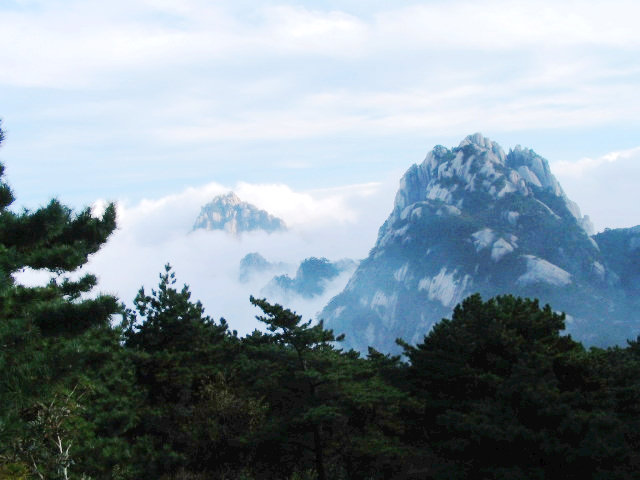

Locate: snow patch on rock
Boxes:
[332,306,345,318]
[506,211,520,226]
[436,205,461,216]
[592,261,605,280]
[426,184,453,203]
[378,224,410,248]
[370,290,398,326]
[534,199,561,219]
[365,322,376,346]
[371,290,390,308]
[517,166,542,187]
[400,205,413,220]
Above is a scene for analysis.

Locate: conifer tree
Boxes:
[248,296,343,480]
[402,294,635,479]
[247,297,411,480]
[123,265,237,478]
[0,122,119,478]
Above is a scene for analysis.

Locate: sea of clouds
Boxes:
[76,180,396,335]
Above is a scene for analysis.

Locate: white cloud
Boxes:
[260,6,368,56]
[553,146,640,177]
[553,146,640,232]
[3,0,639,88]
[2,0,639,192]
[143,75,640,144]
[374,1,640,50]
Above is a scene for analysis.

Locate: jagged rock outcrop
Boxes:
[193,192,287,235]
[321,133,639,353]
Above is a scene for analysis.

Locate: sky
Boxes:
[2,0,639,332]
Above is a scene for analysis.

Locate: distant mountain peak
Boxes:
[218,191,242,206]
[193,192,287,235]
[458,132,505,155]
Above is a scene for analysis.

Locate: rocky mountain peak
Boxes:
[392,133,593,235]
[193,192,287,235]
[458,132,507,160]
[218,191,242,206]
[321,134,621,353]
[507,146,561,196]
[394,133,517,214]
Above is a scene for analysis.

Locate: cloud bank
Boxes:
[82,179,397,335]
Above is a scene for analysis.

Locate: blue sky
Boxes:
[3,0,639,329]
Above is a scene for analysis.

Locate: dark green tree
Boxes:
[247,297,339,480]
[402,294,637,479]
[0,122,120,478]
[246,297,412,480]
[124,265,249,478]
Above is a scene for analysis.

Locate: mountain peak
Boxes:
[219,191,242,205]
[392,134,592,233]
[459,132,501,151]
[322,135,617,353]
[193,192,287,235]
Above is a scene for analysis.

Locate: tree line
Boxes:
[2,125,640,479]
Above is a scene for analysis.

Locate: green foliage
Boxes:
[0,125,120,479]
[0,462,30,480]
[403,294,640,479]
[126,264,229,353]
[244,297,412,480]
[124,265,247,478]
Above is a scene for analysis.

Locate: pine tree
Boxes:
[248,296,343,480]
[123,265,236,478]
[247,297,411,480]
[0,122,119,478]
[401,294,635,479]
